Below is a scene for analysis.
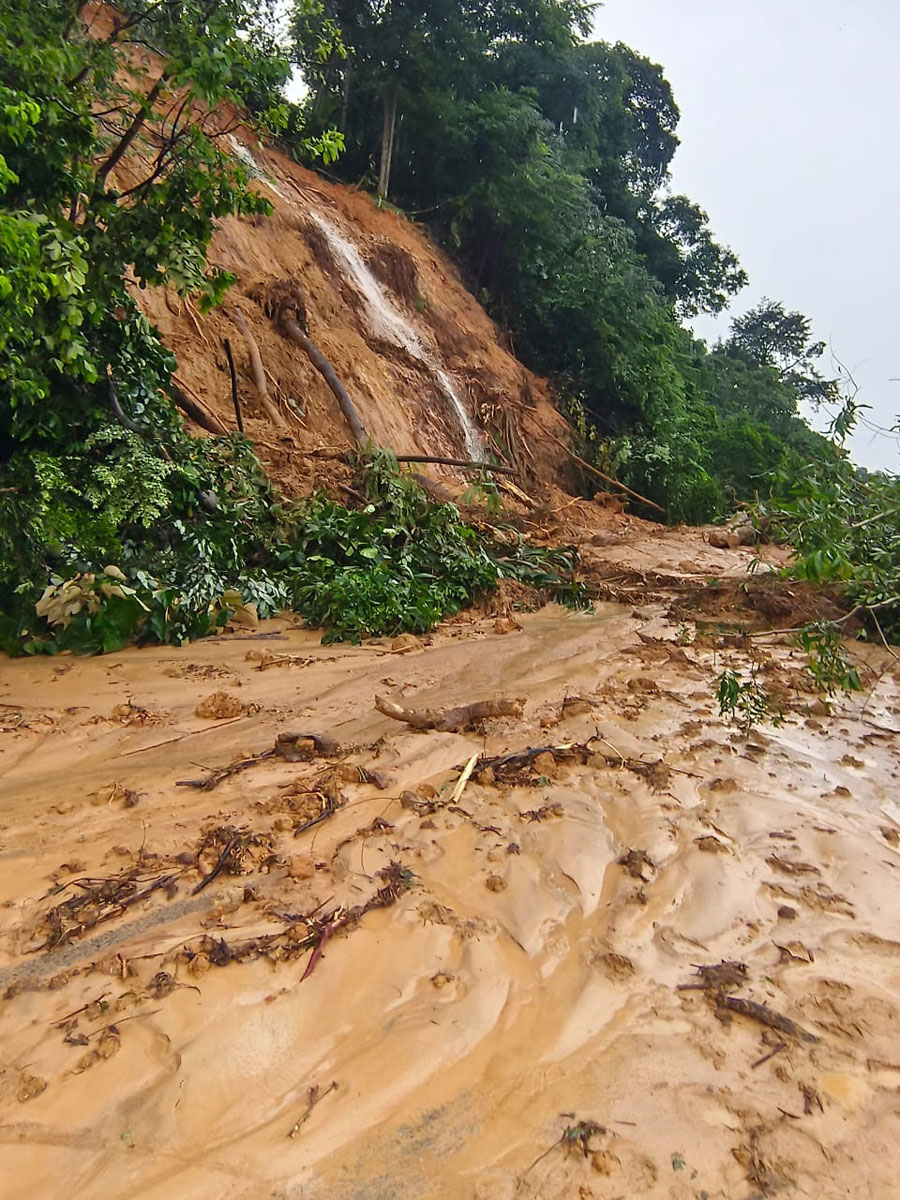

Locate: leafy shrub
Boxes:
[0,448,588,655]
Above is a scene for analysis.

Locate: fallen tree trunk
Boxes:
[280,312,368,446]
[226,307,287,430]
[543,429,667,517]
[375,694,523,732]
[393,454,518,477]
[168,380,228,436]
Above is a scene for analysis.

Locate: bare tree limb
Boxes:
[226,307,288,429]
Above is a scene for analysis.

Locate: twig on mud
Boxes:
[288,1080,339,1138]
[293,795,338,838]
[52,993,111,1027]
[449,754,479,805]
[116,716,246,757]
[191,834,241,895]
[300,922,333,981]
[751,1041,787,1069]
[519,1119,607,1186]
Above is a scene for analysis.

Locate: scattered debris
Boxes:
[34,864,180,951]
[195,691,245,719]
[176,730,338,789]
[677,960,747,993]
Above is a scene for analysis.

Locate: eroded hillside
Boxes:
[132,113,568,500]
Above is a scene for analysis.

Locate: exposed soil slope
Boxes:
[117,85,568,497]
[1,572,899,1199]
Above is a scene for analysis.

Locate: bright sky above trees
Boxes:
[594,0,900,471]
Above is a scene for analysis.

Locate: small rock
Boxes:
[777,905,798,920]
[562,696,592,717]
[531,751,557,776]
[493,616,521,635]
[288,854,316,881]
[694,835,728,854]
[708,529,738,550]
[485,874,507,892]
[431,971,454,989]
[189,953,211,977]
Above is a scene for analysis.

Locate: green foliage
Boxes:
[716,668,781,732]
[0,437,587,655]
[794,623,862,695]
[757,403,900,641]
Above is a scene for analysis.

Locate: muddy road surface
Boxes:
[1,594,899,1199]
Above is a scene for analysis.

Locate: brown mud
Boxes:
[2,551,899,1199]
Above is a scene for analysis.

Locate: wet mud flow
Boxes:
[1,589,899,1199]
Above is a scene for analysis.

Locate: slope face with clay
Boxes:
[136,120,567,496]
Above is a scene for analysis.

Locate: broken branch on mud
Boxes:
[176,731,339,789]
[374,694,523,731]
[719,995,820,1043]
[392,454,519,477]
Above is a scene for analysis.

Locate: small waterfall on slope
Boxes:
[307,210,484,460]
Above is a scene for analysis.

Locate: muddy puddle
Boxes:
[1,599,899,1199]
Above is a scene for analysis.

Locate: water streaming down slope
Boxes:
[306,209,485,460]
[223,133,485,458]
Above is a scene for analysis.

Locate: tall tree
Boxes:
[722,298,839,406]
[292,0,595,199]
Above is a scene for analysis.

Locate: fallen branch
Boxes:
[280,312,367,446]
[267,280,367,445]
[227,306,287,429]
[374,694,523,732]
[719,995,820,1043]
[107,369,146,436]
[168,379,228,436]
[392,454,518,477]
[543,428,666,516]
[223,337,243,433]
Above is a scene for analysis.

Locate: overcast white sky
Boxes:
[593,0,900,471]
